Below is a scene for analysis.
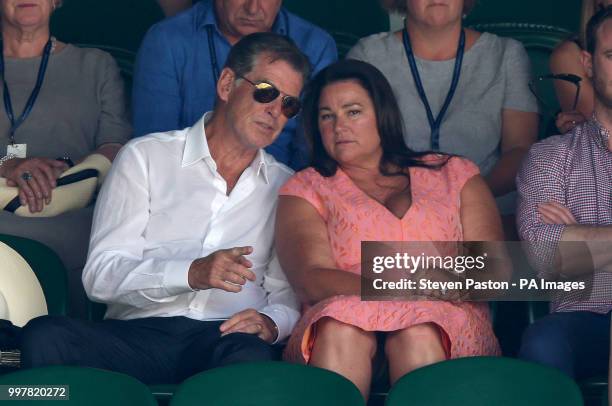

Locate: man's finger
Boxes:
[227,262,256,281]
[219,309,257,332]
[221,321,263,337]
[229,246,253,257]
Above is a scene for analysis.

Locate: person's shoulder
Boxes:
[352,32,395,50]
[347,32,395,61]
[144,1,203,40]
[57,45,118,74]
[550,38,582,67]
[123,128,188,158]
[283,8,334,43]
[523,131,577,174]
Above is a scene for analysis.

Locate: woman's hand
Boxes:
[1,157,68,213]
[555,110,587,134]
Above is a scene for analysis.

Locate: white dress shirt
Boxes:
[82,113,299,342]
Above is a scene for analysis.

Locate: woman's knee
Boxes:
[385,323,443,355]
[314,318,377,357]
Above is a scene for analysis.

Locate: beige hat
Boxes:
[0,153,111,218]
[0,242,47,327]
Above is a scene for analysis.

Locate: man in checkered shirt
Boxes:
[516,6,612,380]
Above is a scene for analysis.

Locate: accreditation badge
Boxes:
[7,144,26,158]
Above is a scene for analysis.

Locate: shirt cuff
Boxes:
[259,304,300,344]
[162,259,197,296]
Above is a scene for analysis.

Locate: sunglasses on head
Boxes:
[238,75,301,119]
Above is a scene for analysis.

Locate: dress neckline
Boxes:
[335,167,417,221]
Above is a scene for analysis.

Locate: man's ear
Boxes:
[217,67,236,103]
[582,50,594,79]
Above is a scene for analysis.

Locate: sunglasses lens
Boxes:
[281,96,301,119]
[253,82,280,103]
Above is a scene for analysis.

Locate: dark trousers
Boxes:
[20,315,279,384]
[518,311,611,379]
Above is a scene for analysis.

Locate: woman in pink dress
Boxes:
[276,59,503,399]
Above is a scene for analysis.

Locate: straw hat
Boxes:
[0,153,111,217]
[0,242,47,327]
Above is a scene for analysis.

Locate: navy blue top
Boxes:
[132,0,337,169]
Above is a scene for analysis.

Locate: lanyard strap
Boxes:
[0,38,53,144]
[402,27,465,151]
[206,9,291,84]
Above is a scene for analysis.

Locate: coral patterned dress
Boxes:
[280,156,500,364]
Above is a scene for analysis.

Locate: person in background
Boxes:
[0,0,130,316]
[517,6,612,380]
[20,33,308,384]
[277,59,502,399]
[347,0,539,239]
[550,0,612,133]
[133,0,337,170]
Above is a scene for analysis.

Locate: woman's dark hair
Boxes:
[302,59,448,177]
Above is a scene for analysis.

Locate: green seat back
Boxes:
[284,0,389,58]
[0,234,67,316]
[170,361,364,406]
[0,366,157,406]
[386,356,583,406]
[465,0,581,33]
[51,0,164,52]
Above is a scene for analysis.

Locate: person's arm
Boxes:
[132,25,182,137]
[486,39,539,196]
[82,143,195,307]
[550,40,594,117]
[276,195,361,305]
[485,109,538,196]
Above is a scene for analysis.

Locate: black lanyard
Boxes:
[206,10,291,83]
[0,38,53,144]
[402,27,465,151]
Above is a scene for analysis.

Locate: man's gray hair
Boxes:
[224,32,311,84]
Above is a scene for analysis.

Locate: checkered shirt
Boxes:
[517,116,612,314]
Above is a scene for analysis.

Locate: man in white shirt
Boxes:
[20,32,310,384]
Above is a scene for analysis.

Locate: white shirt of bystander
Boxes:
[82,112,298,342]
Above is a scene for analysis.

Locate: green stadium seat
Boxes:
[169,361,365,406]
[465,0,581,33]
[284,0,389,58]
[51,0,164,52]
[0,366,157,406]
[0,234,67,317]
[386,356,583,406]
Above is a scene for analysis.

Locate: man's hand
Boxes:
[538,202,577,225]
[188,246,256,292]
[555,110,587,134]
[2,157,68,213]
[220,309,278,344]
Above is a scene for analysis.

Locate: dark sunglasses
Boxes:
[238,76,301,119]
[528,73,582,113]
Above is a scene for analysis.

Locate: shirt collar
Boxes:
[182,112,213,167]
[182,111,271,184]
[196,0,288,36]
[589,114,611,151]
